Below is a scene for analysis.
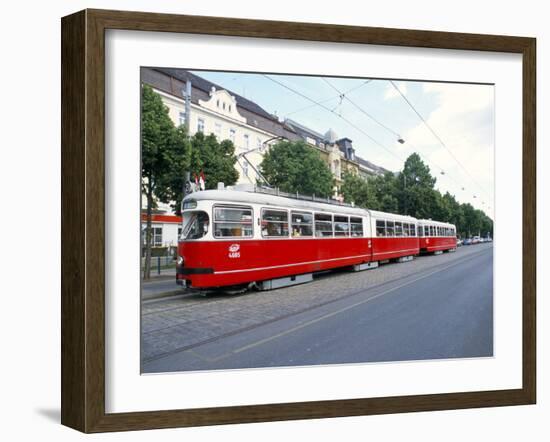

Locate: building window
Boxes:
[228,105,232,112]
[261,209,289,237]
[214,122,222,138]
[332,160,341,179]
[178,111,186,127]
[229,128,236,143]
[257,137,263,150]
[143,226,163,246]
[223,102,226,110]
[243,134,250,149]
[242,161,249,176]
[216,99,220,108]
[213,206,253,238]
[197,118,205,133]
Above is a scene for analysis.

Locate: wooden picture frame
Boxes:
[61,9,536,433]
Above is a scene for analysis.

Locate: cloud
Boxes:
[402,83,495,216]
[384,81,408,100]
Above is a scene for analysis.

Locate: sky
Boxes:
[191,70,494,219]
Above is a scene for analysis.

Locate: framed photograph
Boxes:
[61,9,536,433]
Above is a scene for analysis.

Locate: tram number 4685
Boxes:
[228,244,241,259]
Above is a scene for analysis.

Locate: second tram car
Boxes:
[417,219,457,254]
[176,187,457,290]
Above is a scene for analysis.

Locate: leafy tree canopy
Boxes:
[340,170,379,209]
[260,140,334,197]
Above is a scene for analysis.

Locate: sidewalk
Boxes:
[141,269,187,301]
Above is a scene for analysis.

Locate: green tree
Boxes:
[260,140,334,197]
[141,85,190,280]
[188,132,239,193]
[340,170,379,209]
[370,171,399,213]
[163,131,240,216]
[397,153,439,218]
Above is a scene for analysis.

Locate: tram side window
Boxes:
[291,211,313,237]
[430,226,434,236]
[350,217,363,237]
[334,215,350,237]
[418,225,423,237]
[261,209,289,237]
[213,207,253,238]
[386,221,395,237]
[376,220,386,237]
[410,224,416,236]
[315,213,333,237]
[182,211,209,240]
[395,221,403,237]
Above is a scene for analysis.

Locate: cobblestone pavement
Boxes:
[141,244,493,365]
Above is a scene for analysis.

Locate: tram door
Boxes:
[364,214,374,262]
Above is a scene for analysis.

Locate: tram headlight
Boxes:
[177,255,184,266]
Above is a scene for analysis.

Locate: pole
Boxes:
[184,80,192,131]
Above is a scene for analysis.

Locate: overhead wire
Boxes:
[264,74,492,216]
[322,77,492,213]
[389,80,493,203]
[320,78,471,198]
[263,74,404,164]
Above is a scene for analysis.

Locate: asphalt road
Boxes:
[142,244,493,373]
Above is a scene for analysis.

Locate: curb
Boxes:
[141,288,189,302]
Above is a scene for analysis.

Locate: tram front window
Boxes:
[182,211,209,240]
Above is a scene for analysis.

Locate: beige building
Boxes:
[142,67,295,186]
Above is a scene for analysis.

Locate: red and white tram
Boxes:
[176,188,456,290]
[417,219,457,254]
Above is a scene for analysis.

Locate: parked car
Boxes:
[457,238,463,247]
[463,238,472,245]
[472,236,481,244]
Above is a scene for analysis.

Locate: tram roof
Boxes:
[184,189,369,217]
[184,189,450,226]
[417,218,456,227]
[367,210,418,223]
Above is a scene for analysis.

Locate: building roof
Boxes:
[355,156,389,175]
[142,67,390,176]
[152,68,276,121]
[284,119,326,147]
